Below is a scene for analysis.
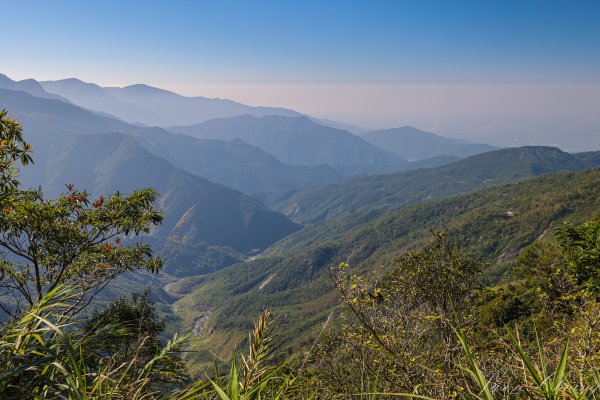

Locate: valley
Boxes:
[3,72,599,338]
[1,68,599,397]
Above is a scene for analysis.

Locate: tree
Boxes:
[0,109,32,194]
[0,285,189,398]
[317,233,482,397]
[557,218,600,295]
[0,110,163,320]
[82,290,189,392]
[84,289,166,362]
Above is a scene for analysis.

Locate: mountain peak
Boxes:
[168,114,407,176]
[119,83,174,95]
[0,74,71,102]
[44,78,103,89]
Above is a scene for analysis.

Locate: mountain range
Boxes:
[2,73,497,174]
[2,74,443,185]
[2,71,600,373]
[0,88,341,193]
[0,87,303,276]
[3,73,494,164]
[171,169,600,367]
[3,73,598,276]
[263,146,600,224]
[0,73,69,102]
[39,78,301,127]
[168,114,409,176]
[19,128,300,272]
[362,125,497,160]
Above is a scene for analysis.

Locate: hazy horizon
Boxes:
[2,0,599,151]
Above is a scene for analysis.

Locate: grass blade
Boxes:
[551,341,569,397]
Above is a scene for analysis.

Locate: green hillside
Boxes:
[265,146,600,224]
[173,169,600,370]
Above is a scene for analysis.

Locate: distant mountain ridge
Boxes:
[168,114,408,176]
[264,146,600,224]
[139,133,342,193]
[0,88,340,193]
[362,125,497,161]
[38,76,368,133]
[3,73,498,168]
[40,78,302,126]
[0,73,69,102]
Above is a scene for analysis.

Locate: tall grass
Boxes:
[2,285,598,399]
[0,285,187,399]
[454,325,598,400]
[176,311,299,400]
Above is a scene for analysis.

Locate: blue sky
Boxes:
[4,0,599,84]
[2,1,600,148]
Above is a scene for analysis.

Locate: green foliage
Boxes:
[176,169,600,365]
[311,220,600,399]
[557,218,600,295]
[84,289,166,364]
[0,285,189,399]
[0,186,163,318]
[211,313,294,400]
[0,285,77,397]
[266,146,598,225]
[312,234,481,398]
[0,109,163,320]
[0,109,33,194]
[455,325,590,400]
[454,324,494,400]
[506,328,570,399]
[173,311,301,400]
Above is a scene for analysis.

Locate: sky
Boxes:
[2,0,600,149]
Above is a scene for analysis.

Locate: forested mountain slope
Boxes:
[265,146,600,224]
[171,169,600,366]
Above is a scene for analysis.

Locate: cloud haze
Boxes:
[164,83,600,151]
